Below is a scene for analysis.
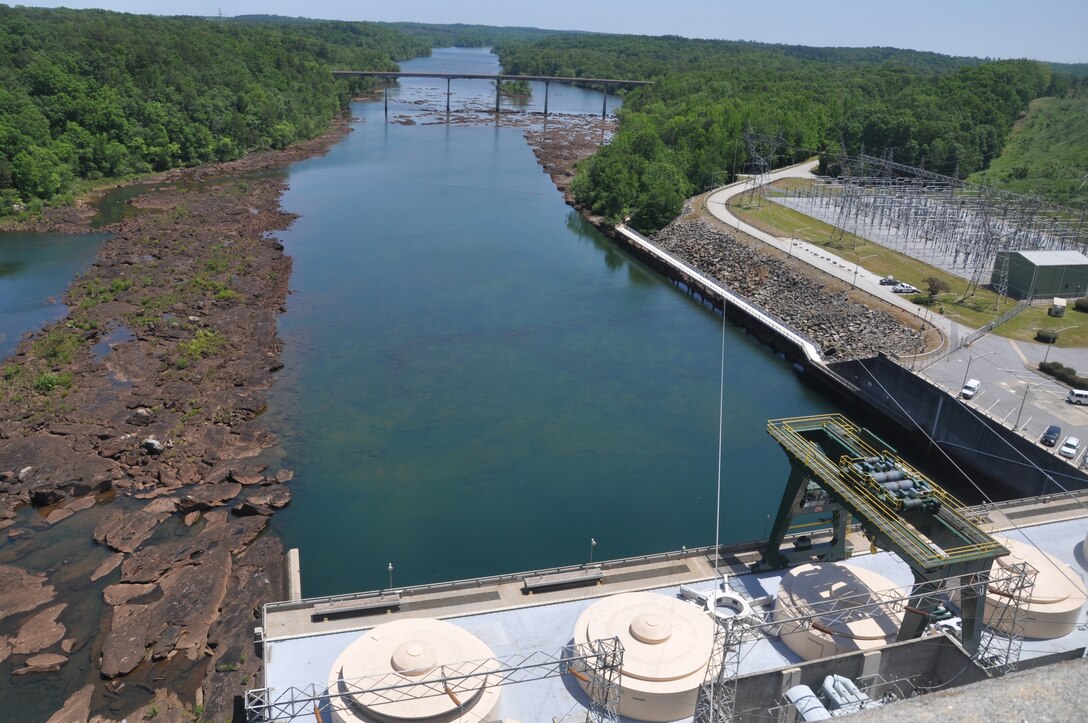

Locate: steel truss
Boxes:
[773,153,1088,299]
[694,565,1032,721]
[245,637,623,723]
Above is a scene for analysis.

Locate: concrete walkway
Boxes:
[702,161,969,350]
[703,166,1088,466]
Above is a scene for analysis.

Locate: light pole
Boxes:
[852,254,878,287]
[960,350,998,392]
[588,538,597,565]
[1039,325,1078,365]
[788,226,815,259]
[1015,380,1051,430]
[387,562,394,590]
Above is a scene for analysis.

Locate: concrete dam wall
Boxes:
[828,354,1088,498]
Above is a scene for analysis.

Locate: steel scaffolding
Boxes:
[245,637,623,722]
[693,566,1033,721]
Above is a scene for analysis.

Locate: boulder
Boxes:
[0,564,55,624]
[90,553,125,582]
[233,484,291,516]
[176,482,242,513]
[101,602,153,677]
[13,603,66,655]
[103,582,158,606]
[93,504,173,553]
[46,684,95,723]
[13,652,67,675]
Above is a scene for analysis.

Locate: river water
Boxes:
[0,233,109,360]
[267,47,838,596]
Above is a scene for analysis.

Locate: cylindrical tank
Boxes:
[774,563,904,661]
[327,618,501,723]
[978,537,1088,640]
[572,591,714,721]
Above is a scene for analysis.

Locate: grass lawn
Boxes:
[997,305,1088,348]
[726,194,1020,329]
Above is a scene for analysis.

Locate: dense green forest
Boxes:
[382,22,573,48]
[495,35,1083,229]
[969,92,1088,207]
[0,6,429,213]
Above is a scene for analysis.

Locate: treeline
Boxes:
[0,6,430,213]
[382,22,571,49]
[495,35,1079,229]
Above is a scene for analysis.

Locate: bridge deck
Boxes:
[331,71,652,85]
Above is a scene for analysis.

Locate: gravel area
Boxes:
[651,215,923,360]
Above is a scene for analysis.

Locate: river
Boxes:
[266,47,838,596]
[0,232,109,360]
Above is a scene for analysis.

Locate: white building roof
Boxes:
[1015,250,1088,267]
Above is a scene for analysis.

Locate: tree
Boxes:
[924,276,951,300]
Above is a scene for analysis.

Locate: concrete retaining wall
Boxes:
[733,636,988,722]
[827,354,1088,497]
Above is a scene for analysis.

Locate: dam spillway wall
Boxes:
[827,354,1088,498]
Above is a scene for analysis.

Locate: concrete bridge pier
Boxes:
[383,78,388,118]
[543,80,550,117]
[446,78,451,115]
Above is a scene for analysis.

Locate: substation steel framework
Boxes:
[244,637,623,723]
[769,152,1088,301]
[694,565,1034,722]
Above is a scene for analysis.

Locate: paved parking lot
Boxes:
[921,333,1088,466]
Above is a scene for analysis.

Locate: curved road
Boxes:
[701,163,1088,459]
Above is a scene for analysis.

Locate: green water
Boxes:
[0,232,109,360]
[267,49,839,596]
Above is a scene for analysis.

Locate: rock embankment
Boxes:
[0,115,352,722]
[651,216,923,359]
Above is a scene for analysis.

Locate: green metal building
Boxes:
[991,250,1088,300]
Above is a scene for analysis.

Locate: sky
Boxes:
[12,0,1088,64]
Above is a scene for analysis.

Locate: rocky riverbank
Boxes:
[524,126,924,360]
[0,114,353,722]
[650,212,924,359]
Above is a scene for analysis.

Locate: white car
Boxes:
[1058,436,1081,459]
[960,379,981,399]
[891,283,919,294]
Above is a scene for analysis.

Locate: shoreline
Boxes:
[0,113,354,721]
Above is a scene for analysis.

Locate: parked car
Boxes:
[1040,424,1062,447]
[891,283,920,294]
[1068,389,1088,405]
[960,379,981,399]
[1058,436,1081,459]
[879,275,898,286]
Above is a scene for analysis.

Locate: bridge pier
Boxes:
[543,80,550,117]
[601,84,609,119]
[495,80,501,114]
[446,78,451,115]
[384,78,388,118]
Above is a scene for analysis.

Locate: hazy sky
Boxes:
[13,0,1088,64]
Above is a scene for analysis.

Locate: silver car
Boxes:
[1058,436,1081,459]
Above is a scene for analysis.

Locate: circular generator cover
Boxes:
[983,537,1088,640]
[775,563,904,660]
[574,591,714,692]
[328,618,499,723]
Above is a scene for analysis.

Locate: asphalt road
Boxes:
[703,166,1088,472]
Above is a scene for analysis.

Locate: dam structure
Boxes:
[246,414,1088,722]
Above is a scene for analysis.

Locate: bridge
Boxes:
[331,70,652,118]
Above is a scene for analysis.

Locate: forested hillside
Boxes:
[969,92,1088,208]
[495,35,1080,229]
[0,6,429,213]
